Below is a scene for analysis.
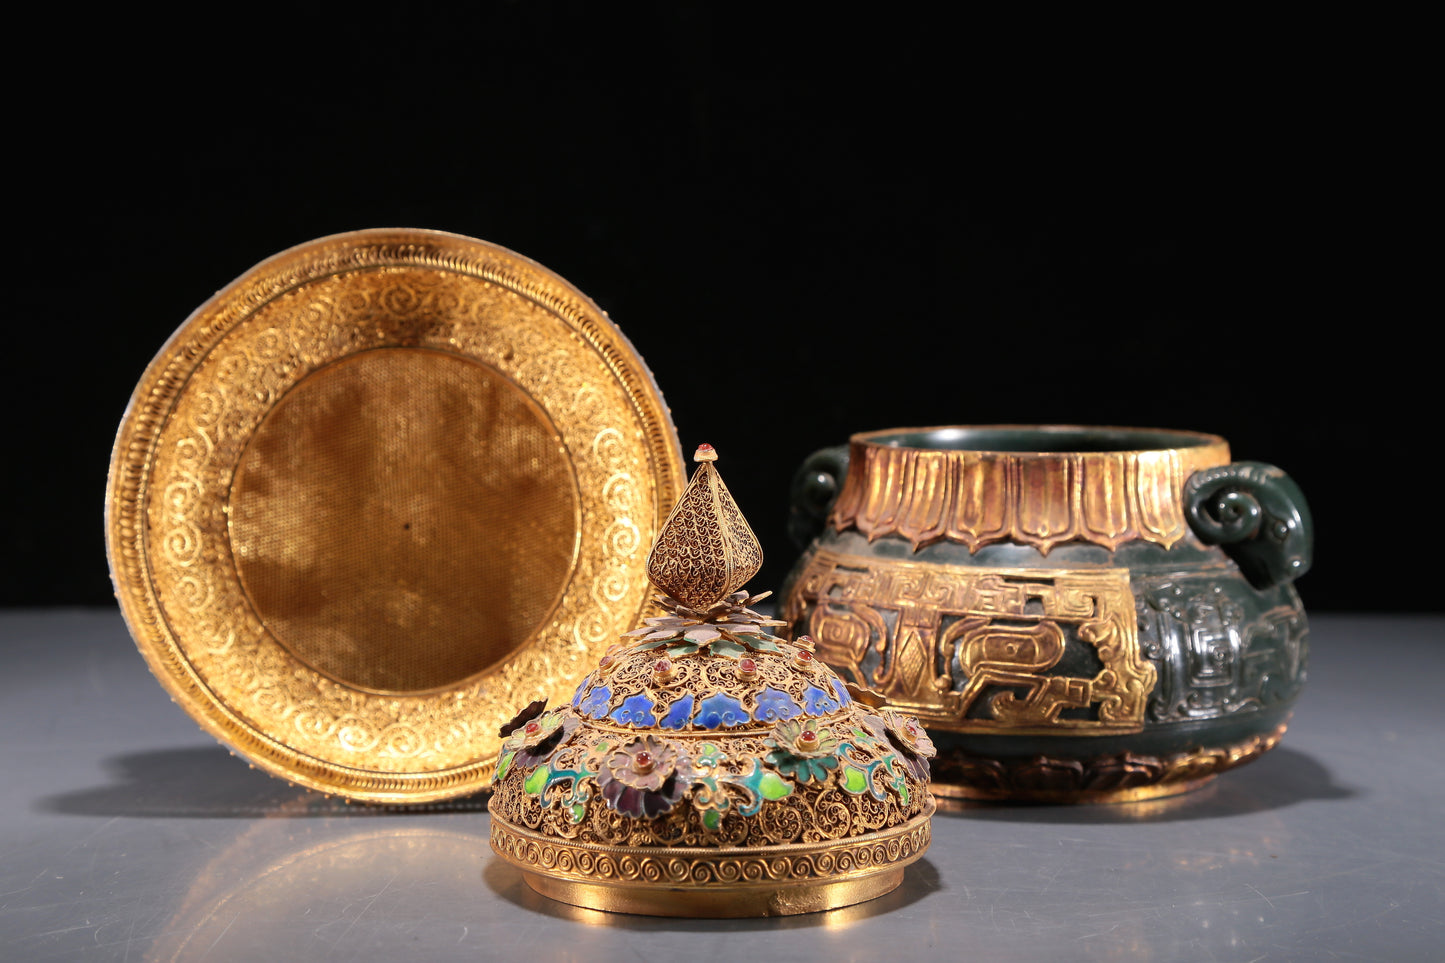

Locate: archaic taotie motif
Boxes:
[1135,575,1307,723]
[787,552,1156,734]
[489,445,936,917]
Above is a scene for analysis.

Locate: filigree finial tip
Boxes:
[694,443,717,463]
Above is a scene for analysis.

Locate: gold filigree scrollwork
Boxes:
[646,446,763,610]
[788,551,1157,735]
[490,814,931,888]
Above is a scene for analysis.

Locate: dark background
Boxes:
[3,7,1427,613]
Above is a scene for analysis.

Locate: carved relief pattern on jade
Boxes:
[1134,575,1308,722]
[786,551,1156,735]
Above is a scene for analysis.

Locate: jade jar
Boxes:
[782,426,1312,803]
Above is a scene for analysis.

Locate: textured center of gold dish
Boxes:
[230,347,580,693]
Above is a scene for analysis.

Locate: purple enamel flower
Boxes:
[498,698,547,738]
[596,735,693,818]
[867,708,936,781]
[507,708,580,771]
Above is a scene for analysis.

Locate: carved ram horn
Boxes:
[1184,461,1313,590]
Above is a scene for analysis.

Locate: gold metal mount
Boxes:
[489,799,934,917]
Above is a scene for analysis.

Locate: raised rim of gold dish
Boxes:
[106,229,684,803]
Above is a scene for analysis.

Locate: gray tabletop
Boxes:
[2,610,1441,961]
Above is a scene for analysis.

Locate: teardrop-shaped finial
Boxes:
[645,444,763,611]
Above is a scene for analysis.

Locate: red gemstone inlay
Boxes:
[599,656,613,667]
[634,751,653,768]
[524,721,540,735]
[698,443,714,451]
[802,729,816,741]
[654,659,672,673]
[797,650,812,662]
[739,658,756,673]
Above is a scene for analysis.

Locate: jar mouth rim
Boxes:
[851,425,1227,455]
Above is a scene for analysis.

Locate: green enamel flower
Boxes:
[763,718,841,784]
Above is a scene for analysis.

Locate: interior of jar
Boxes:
[858,425,1221,454]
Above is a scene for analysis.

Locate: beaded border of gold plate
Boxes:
[106,229,684,803]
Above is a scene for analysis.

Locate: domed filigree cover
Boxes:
[489,447,936,917]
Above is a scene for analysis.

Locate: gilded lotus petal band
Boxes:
[829,439,1230,553]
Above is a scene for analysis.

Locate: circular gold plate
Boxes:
[107,229,684,803]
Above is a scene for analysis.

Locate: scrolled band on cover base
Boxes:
[489,802,933,917]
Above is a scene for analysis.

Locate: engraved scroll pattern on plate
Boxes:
[143,267,656,771]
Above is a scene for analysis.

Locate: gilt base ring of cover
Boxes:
[489,801,933,917]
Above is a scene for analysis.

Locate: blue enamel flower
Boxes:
[659,693,696,730]
[751,686,802,723]
[694,692,748,729]
[577,684,612,719]
[609,693,657,728]
[802,685,841,716]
